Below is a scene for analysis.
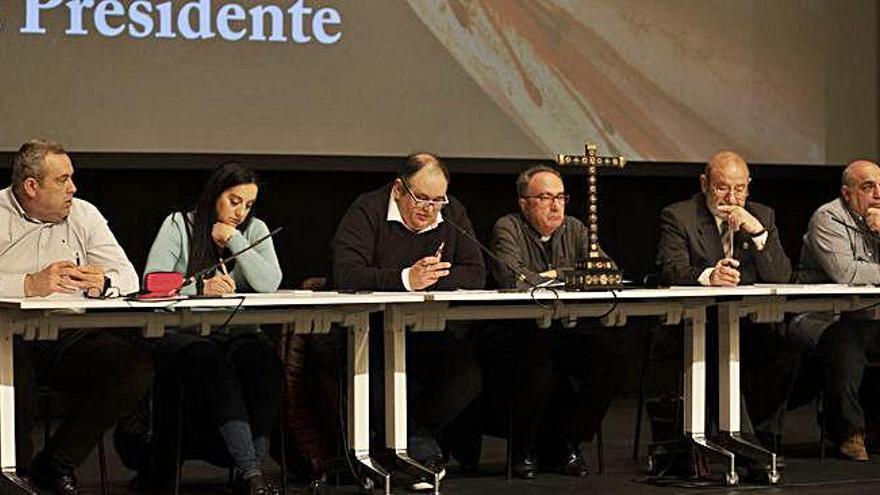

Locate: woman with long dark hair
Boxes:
[143,161,283,495]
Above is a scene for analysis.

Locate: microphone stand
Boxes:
[828,215,880,244]
[186,226,284,291]
[441,215,547,289]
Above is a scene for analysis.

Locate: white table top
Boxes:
[2,285,879,311]
[0,291,425,311]
[759,284,880,296]
[424,286,778,302]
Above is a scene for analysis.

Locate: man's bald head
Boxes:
[842,160,880,189]
[841,160,880,216]
[701,151,751,216]
[705,151,749,180]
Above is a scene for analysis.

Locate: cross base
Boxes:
[562,254,623,291]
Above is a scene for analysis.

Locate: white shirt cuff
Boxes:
[698,267,714,286]
[0,273,28,298]
[752,231,768,251]
[401,268,415,292]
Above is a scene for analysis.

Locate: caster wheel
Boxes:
[725,471,739,486]
[767,470,781,485]
[646,455,656,474]
[360,476,376,492]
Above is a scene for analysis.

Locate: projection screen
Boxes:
[0,0,876,164]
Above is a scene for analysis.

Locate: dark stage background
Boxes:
[0,156,844,288]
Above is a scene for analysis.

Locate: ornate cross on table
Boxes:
[554,143,626,290]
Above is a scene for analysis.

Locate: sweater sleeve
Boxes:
[227,218,283,293]
[331,199,406,291]
[144,213,197,295]
[433,205,485,290]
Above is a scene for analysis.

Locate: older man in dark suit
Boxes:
[656,150,800,450]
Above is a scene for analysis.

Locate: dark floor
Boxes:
[61,397,880,494]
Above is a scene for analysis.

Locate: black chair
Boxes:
[632,323,680,461]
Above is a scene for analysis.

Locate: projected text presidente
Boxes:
[17,0,342,44]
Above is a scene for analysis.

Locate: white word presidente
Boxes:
[15,0,342,44]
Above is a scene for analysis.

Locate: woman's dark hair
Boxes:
[185,161,259,275]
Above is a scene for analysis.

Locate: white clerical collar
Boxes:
[387,191,444,233]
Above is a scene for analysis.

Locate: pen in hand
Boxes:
[434,241,445,260]
[219,258,230,276]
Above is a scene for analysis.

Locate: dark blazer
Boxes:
[656,193,791,286]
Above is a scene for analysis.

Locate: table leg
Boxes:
[0,321,36,494]
[347,321,390,493]
[717,303,780,485]
[383,306,439,494]
[682,306,738,486]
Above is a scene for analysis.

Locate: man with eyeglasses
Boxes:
[657,150,790,287]
[792,160,880,460]
[655,150,800,460]
[485,165,627,478]
[331,152,485,490]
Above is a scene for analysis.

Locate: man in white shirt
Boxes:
[0,139,152,495]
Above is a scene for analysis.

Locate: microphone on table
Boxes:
[441,215,550,289]
[136,226,283,300]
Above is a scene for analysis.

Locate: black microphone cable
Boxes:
[440,215,565,308]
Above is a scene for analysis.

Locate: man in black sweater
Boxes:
[331,153,484,489]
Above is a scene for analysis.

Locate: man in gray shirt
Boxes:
[793,160,880,461]
[487,165,626,479]
[0,140,152,494]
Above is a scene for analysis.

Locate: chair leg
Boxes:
[632,326,655,461]
[506,391,514,481]
[819,390,825,460]
[596,425,604,475]
[97,438,108,495]
[279,325,290,495]
[43,420,52,448]
[174,384,184,495]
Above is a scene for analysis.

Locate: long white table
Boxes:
[0,291,423,495]
[382,285,880,488]
[4,286,879,492]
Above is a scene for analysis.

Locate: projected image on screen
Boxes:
[0,0,874,163]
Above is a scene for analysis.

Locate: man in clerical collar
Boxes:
[330,152,484,490]
[486,165,625,479]
[491,165,608,288]
[0,139,152,495]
